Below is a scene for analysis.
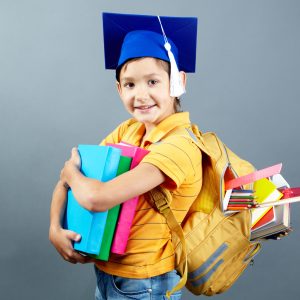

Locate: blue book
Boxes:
[64,145,121,255]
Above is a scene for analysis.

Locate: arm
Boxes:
[60,148,165,212]
[49,181,68,230]
[49,180,93,264]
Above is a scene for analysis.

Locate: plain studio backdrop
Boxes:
[0,0,299,299]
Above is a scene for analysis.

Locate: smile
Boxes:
[134,104,156,110]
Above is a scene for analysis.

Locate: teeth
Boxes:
[137,105,154,109]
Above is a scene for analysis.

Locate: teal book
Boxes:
[91,155,132,260]
[64,145,121,255]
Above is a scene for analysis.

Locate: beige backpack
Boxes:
[148,124,261,299]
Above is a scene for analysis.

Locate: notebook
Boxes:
[64,145,121,255]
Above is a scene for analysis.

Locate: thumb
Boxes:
[71,147,78,157]
[66,230,81,242]
[71,147,81,168]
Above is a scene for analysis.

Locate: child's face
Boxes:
[117,57,184,133]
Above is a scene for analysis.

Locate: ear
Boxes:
[116,81,122,97]
[179,71,187,89]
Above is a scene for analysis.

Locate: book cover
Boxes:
[92,155,132,260]
[250,203,289,239]
[251,174,291,239]
[107,142,149,255]
[251,178,283,227]
[64,145,121,255]
[251,207,276,231]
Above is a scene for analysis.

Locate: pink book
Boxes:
[107,142,149,254]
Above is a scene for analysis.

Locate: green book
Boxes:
[91,155,132,261]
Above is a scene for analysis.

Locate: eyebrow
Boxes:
[120,76,134,83]
[120,73,162,83]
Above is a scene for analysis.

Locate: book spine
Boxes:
[111,197,138,254]
[85,210,108,254]
[111,147,149,255]
[86,147,121,255]
[67,189,94,253]
[130,149,148,168]
[71,146,110,254]
[93,155,132,260]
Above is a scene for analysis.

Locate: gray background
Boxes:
[0,0,299,299]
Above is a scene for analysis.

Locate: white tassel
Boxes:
[157,16,186,98]
[164,42,186,97]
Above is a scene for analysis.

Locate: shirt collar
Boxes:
[139,112,191,146]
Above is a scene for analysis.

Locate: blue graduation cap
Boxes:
[102,12,198,97]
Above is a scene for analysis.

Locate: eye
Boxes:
[123,82,135,89]
[148,79,158,86]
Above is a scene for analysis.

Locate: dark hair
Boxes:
[116,57,182,112]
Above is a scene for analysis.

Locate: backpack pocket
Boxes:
[183,208,260,296]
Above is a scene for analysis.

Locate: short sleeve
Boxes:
[142,136,202,189]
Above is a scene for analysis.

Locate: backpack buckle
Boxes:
[147,187,171,213]
[156,202,170,214]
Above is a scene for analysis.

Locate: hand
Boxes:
[60,147,81,187]
[49,226,93,264]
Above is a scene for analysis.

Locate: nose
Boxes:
[135,84,148,102]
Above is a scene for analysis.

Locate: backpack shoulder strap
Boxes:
[148,187,187,299]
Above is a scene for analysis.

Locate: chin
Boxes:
[134,113,155,122]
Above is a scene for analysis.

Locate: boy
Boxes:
[49,12,200,299]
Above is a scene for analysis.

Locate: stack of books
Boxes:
[106,142,150,255]
[223,163,300,240]
[63,142,149,260]
[250,174,294,240]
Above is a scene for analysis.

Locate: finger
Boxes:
[71,147,81,166]
[81,256,97,264]
[61,248,76,263]
[62,253,78,264]
[71,147,79,157]
[71,252,91,264]
[87,257,99,264]
[65,258,77,264]
[63,247,90,264]
[65,230,81,242]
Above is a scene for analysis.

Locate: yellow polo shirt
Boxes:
[95,112,202,278]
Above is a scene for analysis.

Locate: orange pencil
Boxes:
[226,206,251,211]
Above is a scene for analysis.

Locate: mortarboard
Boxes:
[102,12,198,97]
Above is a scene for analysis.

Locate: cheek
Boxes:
[119,91,130,103]
[120,96,133,111]
[165,97,176,112]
